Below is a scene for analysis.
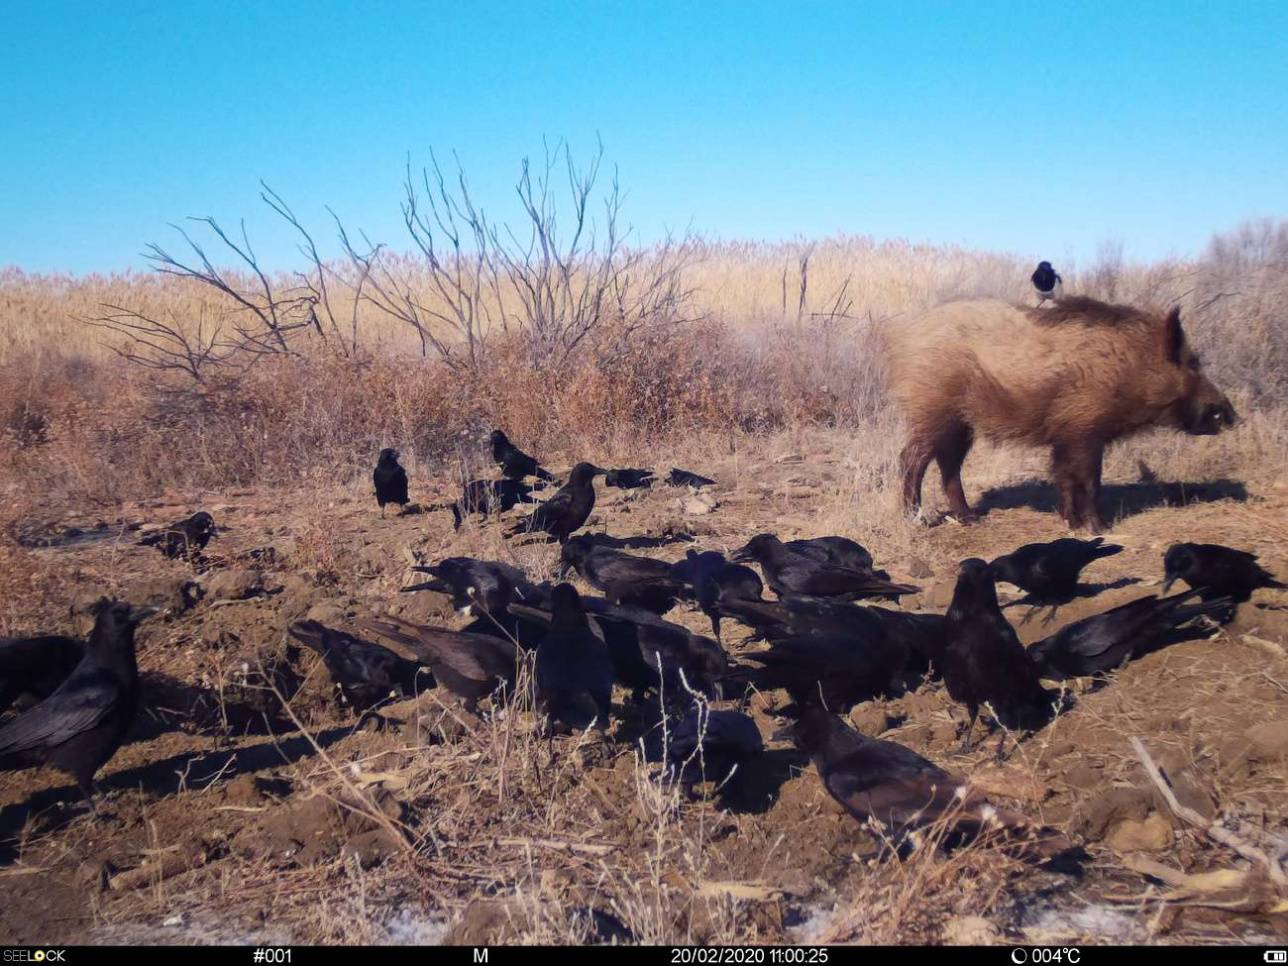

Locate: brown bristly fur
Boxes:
[885,297,1237,532]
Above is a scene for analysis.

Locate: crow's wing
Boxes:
[0,668,123,755]
[821,742,958,827]
[786,564,917,598]
[358,618,518,682]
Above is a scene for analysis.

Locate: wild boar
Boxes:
[887,296,1236,532]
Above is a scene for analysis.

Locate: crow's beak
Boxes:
[770,723,796,744]
[401,579,449,594]
[130,605,162,623]
[729,546,752,564]
[1161,576,1176,594]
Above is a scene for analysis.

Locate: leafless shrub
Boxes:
[143,215,317,354]
[343,142,700,370]
[85,303,233,381]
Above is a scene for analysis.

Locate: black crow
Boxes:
[665,708,763,786]
[865,606,949,679]
[450,478,538,529]
[666,468,715,488]
[714,595,945,678]
[0,633,85,716]
[605,468,656,489]
[669,549,764,640]
[560,536,684,613]
[731,533,918,601]
[785,536,875,573]
[0,599,154,802]
[507,462,606,543]
[777,707,1079,865]
[490,429,556,482]
[1031,261,1063,303]
[1027,591,1228,680]
[403,557,550,649]
[373,448,409,517]
[725,595,887,641]
[942,559,1057,749]
[138,511,216,560]
[288,621,428,711]
[533,584,615,732]
[1163,542,1285,607]
[514,595,728,703]
[989,537,1123,620]
[733,626,910,712]
[357,616,521,713]
[404,557,537,616]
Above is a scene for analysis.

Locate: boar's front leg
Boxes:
[1051,440,1106,532]
[1079,445,1106,533]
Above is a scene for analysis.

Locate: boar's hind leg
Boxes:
[1051,441,1105,532]
[935,422,977,522]
[899,438,934,518]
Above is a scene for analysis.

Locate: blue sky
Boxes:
[2,1,1286,273]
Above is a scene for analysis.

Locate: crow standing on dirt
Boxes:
[715,592,880,639]
[490,429,556,482]
[0,599,154,803]
[512,594,728,704]
[450,478,539,529]
[534,584,614,732]
[1027,590,1228,680]
[1031,261,1063,303]
[776,706,1080,866]
[357,615,521,713]
[669,549,765,640]
[941,558,1056,750]
[1163,542,1286,608]
[989,537,1123,620]
[665,708,763,786]
[508,462,606,544]
[372,448,409,517]
[714,593,946,677]
[783,536,875,573]
[731,533,918,601]
[605,468,656,489]
[138,511,216,560]
[288,621,428,711]
[730,625,911,713]
[0,633,85,717]
[403,557,539,617]
[878,607,951,676]
[403,557,550,649]
[560,536,685,613]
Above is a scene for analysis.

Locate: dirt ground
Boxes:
[1,432,1285,945]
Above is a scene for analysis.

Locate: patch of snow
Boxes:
[89,915,292,946]
[380,907,450,945]
[1023,902,1145,943]
[789,904,843,944]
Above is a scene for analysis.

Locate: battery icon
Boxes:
[1265,952,1286,963]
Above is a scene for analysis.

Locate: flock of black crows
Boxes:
[1,430,1283,868]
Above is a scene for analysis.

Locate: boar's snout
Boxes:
[1182,388,1237,436]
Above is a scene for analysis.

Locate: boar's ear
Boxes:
[1163,306,1185,364]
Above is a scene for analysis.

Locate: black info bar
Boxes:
[2,947,1283,965]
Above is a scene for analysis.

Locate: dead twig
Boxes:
[1130,736,1287,889]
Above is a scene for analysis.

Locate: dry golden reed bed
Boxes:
[1,219,1286,514]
